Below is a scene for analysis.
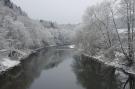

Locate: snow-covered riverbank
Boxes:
[0,58,20,73]
[0,45,75,73]
[82,52,135,76]
[0,48,37,73]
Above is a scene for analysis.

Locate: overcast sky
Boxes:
[11,0,102,24]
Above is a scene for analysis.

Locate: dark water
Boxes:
[0,48,134,89]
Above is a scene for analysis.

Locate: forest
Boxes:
[0,0,76,56]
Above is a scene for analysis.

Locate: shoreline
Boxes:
[0,45,74,74]
[0,47,44,74]
[82,52,135,76]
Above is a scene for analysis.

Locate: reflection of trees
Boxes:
[72,55,121,89]
[123,74,135,89]
[0,48,67,89]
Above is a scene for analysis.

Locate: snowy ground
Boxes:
[83,51,135,75]
[0,46,58,73]
[68,45,75,49]
[118,28,135,34]
[0,57,20,73]
[118,28,127,34]
[0,49,33,73]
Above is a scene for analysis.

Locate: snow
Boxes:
[83,52,124,69]
[115,51,124,57]
[1,58,20,68]
[0,58,20,72]
[118,28,126,34]
[118,28,135,34]
[94,55,103,61]
[68,45,75,48]
[83,52,135,76]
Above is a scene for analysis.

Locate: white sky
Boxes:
[11,0,103,24]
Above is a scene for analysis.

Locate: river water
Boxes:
[0,47,133,89]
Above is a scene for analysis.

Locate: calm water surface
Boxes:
[0,48,133,89]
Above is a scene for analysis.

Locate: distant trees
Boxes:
[40,20,58,28]
[40,20,76,45]
[0,0,76,59]
[0,4,55,51]
[48,27,75,45]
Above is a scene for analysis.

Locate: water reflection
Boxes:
[122,74,135,89]
[0,48,68,89]
[0,48,135,89]
[72,55,122,89]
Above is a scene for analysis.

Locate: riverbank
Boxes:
[0,47,43,73]
[82,52,135,76]
[0,45,75,74]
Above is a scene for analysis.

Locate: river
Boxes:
[0,47,134,89]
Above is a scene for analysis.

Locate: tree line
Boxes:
[75,0,135,66]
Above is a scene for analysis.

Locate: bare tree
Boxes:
[109,2,128,58]
[119,0,135,65]
[93,1,113,48]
